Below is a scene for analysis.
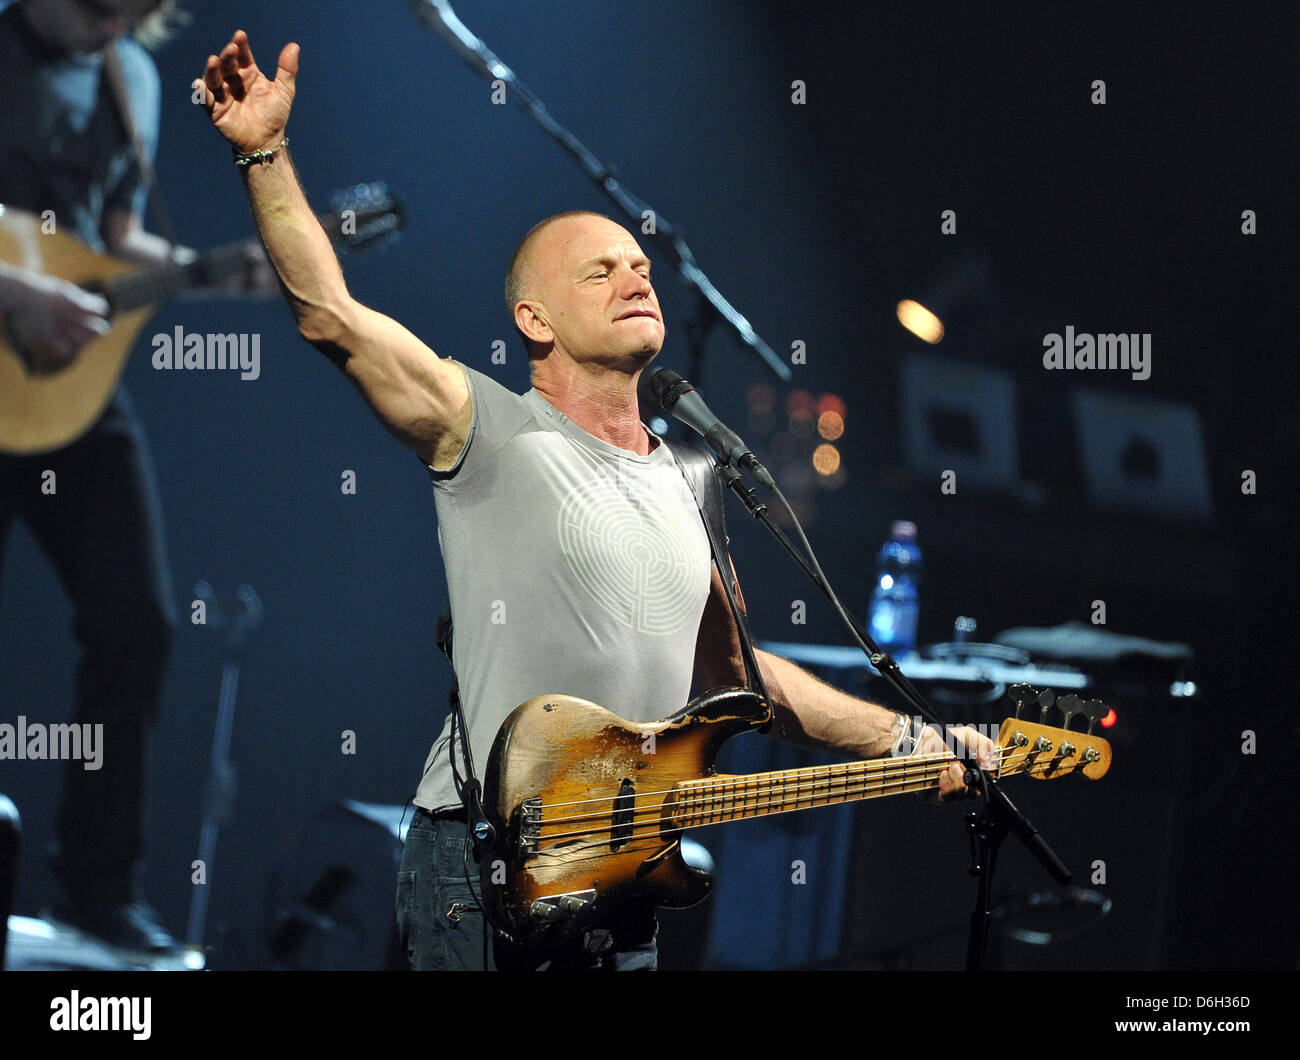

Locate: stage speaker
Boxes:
[264,800,409,970]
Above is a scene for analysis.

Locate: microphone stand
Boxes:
[186,582,263,951]
[712,457,1071,970]
[410,0,790,384]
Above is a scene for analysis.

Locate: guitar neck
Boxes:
[671,713,1114,829]
[105,241,250,312]
[672,751,1010,829]
[101,204,355,313]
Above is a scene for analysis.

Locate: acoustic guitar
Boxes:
[479,683,1112,947]
[0,183,404,454]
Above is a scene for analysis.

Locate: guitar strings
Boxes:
[538,749,972,815]
[528,747,1055,851]
[537,740,1081,819]
[535,771,951,848]
[536,746,1017,825]
[522,754,1060,868]
[105,242,253,310]
[522,751,1050,867]
[540,758,958,834]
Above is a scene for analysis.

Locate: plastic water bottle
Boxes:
[868,521,922,655]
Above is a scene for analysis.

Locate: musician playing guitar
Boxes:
[194,28,997,971]
[0,0,272,960]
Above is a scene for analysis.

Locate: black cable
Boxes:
[736,471,992,794]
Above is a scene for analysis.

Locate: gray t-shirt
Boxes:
[414,363,712,812]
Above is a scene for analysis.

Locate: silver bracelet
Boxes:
[233,137,288,167]
[891,712,922,757]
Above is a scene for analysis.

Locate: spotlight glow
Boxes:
[897,299,944,343]
[812,443,841,475]
[817,410,844,441]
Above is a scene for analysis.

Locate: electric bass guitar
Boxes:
[479,683,1112,947]
[0,183,404,455]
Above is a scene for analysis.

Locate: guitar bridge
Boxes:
[518,797,542,859]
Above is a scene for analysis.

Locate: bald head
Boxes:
[505,210,613,316]
[504,211,663,374]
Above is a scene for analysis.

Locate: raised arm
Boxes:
[194,30,469,468]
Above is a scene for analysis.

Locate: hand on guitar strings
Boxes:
[8,273,110,374]
[921,724,999,803]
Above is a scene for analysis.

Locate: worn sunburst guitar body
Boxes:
[0,185,403,455]
[480,684,1113,948]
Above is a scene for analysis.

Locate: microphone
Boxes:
[410,0,518,83]
[649,369,775,489]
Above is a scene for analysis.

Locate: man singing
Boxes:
[193,29,994,971]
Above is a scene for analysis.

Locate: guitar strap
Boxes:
[102,42,179,248]
[433,437,772,816]
[661,439,772,718]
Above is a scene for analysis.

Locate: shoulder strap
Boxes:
[664,439,737,597]
[662,439,771,719]
[435,598,486,823]
[102,42,177,247]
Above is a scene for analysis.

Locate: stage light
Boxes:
[896,249,994,345]
[817,410,844,441]
[812,443,840,475]
[789,408,816,439]
[1100,708,1117,729]
[786,389,816,414]
[897,298,945,344]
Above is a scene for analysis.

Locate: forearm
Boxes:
[240,145,353,347]
[194,32,467,464]
[756,648,901,759]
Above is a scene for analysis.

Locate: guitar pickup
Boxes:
[610,779,636,851]
[518,797,542,858]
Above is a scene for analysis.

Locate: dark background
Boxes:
[2,0,1294,970]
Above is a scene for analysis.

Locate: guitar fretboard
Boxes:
[106,242,251,312]
[671,754,994,828]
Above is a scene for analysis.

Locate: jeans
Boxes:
[0,388,175,906]
[396,808,658,971]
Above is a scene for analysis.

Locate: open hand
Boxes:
[194,30,298,155]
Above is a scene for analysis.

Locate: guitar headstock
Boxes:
[318,182,406,252]
[996,718,1112,780]
[994,683,1113,781]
